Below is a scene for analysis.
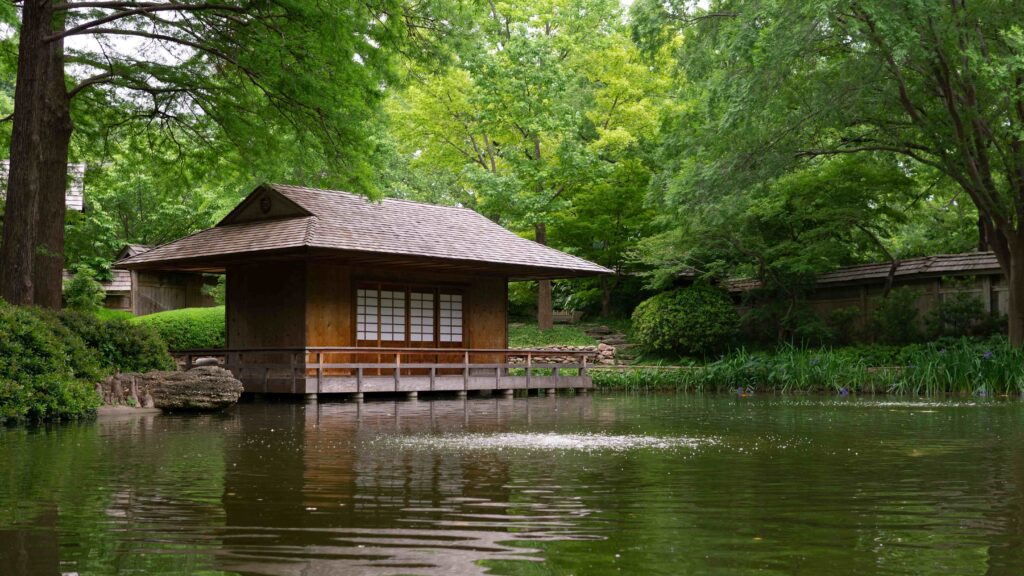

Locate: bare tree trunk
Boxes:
[1,0,71,308]
[535,222,552,331]
[600,273,619,318]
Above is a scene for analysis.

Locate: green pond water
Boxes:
[2,394,1023,575]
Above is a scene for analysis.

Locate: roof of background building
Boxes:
[726,252,1002,292]
[0,161,85,211]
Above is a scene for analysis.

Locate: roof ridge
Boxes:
[304,215,319,245]
[270,183,479,213]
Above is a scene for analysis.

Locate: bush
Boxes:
[871,287,923,345]
[133,306,225,350]
[925,285,989,338]
[59,311,174,373]
[0,304,100,423]
[0,303,178,424]
[631,285,740,357]
[63,268,105,312]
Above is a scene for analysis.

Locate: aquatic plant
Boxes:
[591,338,1024,396]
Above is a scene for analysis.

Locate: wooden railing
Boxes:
[175,347,596,394]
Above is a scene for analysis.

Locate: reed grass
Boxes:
[591,338,1024,396]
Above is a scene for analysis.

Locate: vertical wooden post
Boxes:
[394,351,401,392]
[463,350,469,391]
[185,354,193,370]
[581,352,588,377]
[290,351,297,393]
[526,352,532,389]
[357,366,363,394]
[317,351,323,394]
[430,366,436,391]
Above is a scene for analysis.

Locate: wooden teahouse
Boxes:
[116,184,611,397]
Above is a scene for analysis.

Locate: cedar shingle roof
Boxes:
[727,252,1002,292]
[115,184,611,279]
[63,269,132,293]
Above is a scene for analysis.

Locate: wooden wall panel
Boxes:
[227,261,307,349]
[306,262,352,346]
[468,275,507,349]
[133,271,216,316]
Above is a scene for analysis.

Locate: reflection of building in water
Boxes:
[218,396,601,576]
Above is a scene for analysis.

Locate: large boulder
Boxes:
[99,366,243,411]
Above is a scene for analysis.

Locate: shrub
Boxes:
[0,304,101,423]
[0,303,179,424]
[870,287,923,345]
[826,306,862,346]
[59,311,174,373]
[925,285,987,338]
[133,306,225,350]
[63,268,105,312]
[631,285,740,357]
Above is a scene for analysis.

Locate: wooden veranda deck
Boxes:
[178,347,596,397]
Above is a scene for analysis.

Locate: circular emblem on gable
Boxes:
[259,196,272,214]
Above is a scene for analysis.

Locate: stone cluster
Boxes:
[98,366,244,411]
[509,344,616,365]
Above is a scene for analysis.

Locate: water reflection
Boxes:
[217,397,605,576]
[2,394,1024,576]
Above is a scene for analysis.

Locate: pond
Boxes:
[2,393,1023,575]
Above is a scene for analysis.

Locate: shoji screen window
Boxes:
[438,293,463,343]
[409,292,434,342]
[356,289,378,341]
[379,290,405,342]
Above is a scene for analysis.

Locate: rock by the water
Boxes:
[192,356,221,367]
[99,367,243,412]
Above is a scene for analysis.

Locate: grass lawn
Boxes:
[508,323,598,348]
[95,308,134,321]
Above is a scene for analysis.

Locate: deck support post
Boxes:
[500,389,514,398]
[545,388,556,396]
[352,392,364,401]
[463,350,469,391]
[405,391,418,400]
[455,390,468,399]
[304,393,317,403]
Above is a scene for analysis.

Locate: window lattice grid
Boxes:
[379,290,406,342]
[438,293,463,343]
[409,292,435,342]
[356,289,379,340]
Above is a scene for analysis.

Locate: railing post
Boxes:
[526,352,532,389]
[430,366,436,391]
[184,353,193,370]
[394,351,401,392]
[581,352,588,377]
[463,350,469,391]
[290,352,297,394]
[357,366,363,394]
[317,351,323,394]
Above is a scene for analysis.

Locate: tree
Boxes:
[3,0,451,308]
[633,0,1024,344]
[388,0,671,322]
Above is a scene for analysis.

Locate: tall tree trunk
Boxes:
[600,273,618,318]
[1,0,71,308]
[1004,236,1024,347]
[535,222,552,331]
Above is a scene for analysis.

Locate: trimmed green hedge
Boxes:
[133,306,225,350]
[631,285,740,357]
[0,303,174,424]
